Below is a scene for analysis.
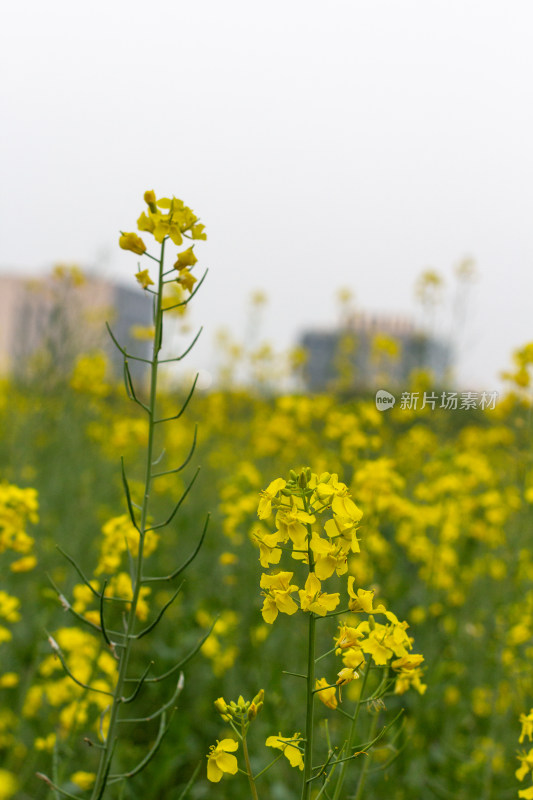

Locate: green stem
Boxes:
[301,612,316,800]
[353,712,378,800]
[331,657,371,800]
[241,724,260,800]
[90,240,166,800]
[301,509,316,800]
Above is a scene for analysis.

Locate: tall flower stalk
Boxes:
[38,191,209,800]
[206,467,427,798]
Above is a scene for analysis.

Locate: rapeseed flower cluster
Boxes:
[119,190,206,294]
[0,482,38,571]
[207,467,426,793]
[207,691,266,784]
[23,627,117,738]
[255,469,425,698]
[4,241,533,800]
[255,470,361,619]
[517,710,533,799]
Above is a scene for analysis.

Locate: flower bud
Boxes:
[174,247,198,271]
[247,702,257,721]
[252,689,264,706]
[336,667,359,686]
[144,190,157,213]
[214,697,229,716]
[119,232,146,255]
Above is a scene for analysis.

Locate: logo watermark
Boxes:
[375,389,499,412]
[375,389,396,411]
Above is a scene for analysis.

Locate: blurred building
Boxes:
[299,312,452,392]
[0,272,152,381]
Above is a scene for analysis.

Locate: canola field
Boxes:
[1,198,533,800]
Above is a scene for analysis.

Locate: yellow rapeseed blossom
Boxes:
[177,268,197,293]
[108,572,151,621]
[70,352,110,396]
[0,673,18,688]
[9,555,37,572]
[258,478,286,519]
[119,232,146,254]
[260,571,299,623]
[219,552,238,566]
[265,733,304,770]
[174,246,198,271]
[347,582,386,614]
[298,573,340,616]
[521,710,533,743]
[0,483,38,557]
[96,515,158,575]
[130,324,155,340]
[0,592,20,623]
[135,269,154,289]
[71,772,96,790]
[0,770,18,800]
[206,739,239,782]
[517,747,533,785]
[315,677,337,710]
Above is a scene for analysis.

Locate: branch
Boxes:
[36,774,81,799]
[159,328,203,364]
[121,661,154,703]
[124,619,216,685]
[109,709,175,783]
[134,583,183,639]
[123,358,150,412]
[154,374,198,424]
[161,270,208,311]
[142,513,209,583]
[146,468,200,531]
[151,425,197,479]
[118,673,184,722]
[56,546,101,599]
[106,321,153,364]
[46,634,114,696]
[99,580,112,647]
[121,457,140,532]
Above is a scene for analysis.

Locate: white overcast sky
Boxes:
[2,0,532,389]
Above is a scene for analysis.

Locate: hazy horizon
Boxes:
[2,1,532,392]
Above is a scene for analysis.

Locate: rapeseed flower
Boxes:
[310,535,348,579]
[119,232,146,254]
[298,573,340,616]
[347,582,386,614]
[315,677,337,709]
[258,478,286,519]
[253,530,283,568]
[135,269,154,289]
[265,733,304,770]
[517,747,533,783]
[260,571,298,623]
[174,246,198,270]
[71,772,95,790]
[206,739,239,782]
[520,710,533,743]
[275,502,315,549]
[0,770,18,800]
[176,268,196,293]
